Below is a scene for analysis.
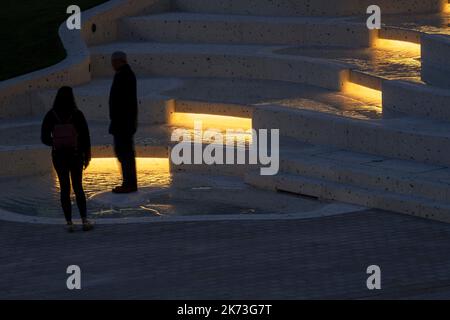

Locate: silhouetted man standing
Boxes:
[109,51,138,193]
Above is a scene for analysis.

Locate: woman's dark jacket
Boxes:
[41,108,91,163]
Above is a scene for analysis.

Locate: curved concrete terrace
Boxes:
[0,0,449,225]
[172,0,446,17]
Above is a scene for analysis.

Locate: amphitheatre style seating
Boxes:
[0,0,449,222]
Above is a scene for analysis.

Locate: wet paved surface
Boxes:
[275,45,421,82]
[0,170,327,219]
[1,209,450,299]
[349,11,450,35]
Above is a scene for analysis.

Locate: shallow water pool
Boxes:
[0,158,324,219]
[275,44,422,82]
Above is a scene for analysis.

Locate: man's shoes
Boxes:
[112,185,138,194]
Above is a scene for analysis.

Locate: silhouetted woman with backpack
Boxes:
[41,86,93,232]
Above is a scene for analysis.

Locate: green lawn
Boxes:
[0,0,107,81]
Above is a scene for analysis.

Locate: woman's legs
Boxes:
[70,158,87,220]
[53,155,72,223]
[70,161,92,231]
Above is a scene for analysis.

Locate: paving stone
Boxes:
[2,210,450,299]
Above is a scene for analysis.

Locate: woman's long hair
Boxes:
[52,86,77,116]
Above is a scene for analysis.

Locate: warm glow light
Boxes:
[446,3,450,13]
[343,81,383,107]
[170,112,252,131]
[80,157,171,192]
[170,112,254,144]
[373,38,421,56]
[86,157,170,174]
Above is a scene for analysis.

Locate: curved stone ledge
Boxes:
[173,0,446,17]
[0,202,363,225]
[175,100,253,118]
[349,70,384,91]
[0,0,170,118]
[253,105,450,168]
[383,80,450,121]
[91,44,350,91]
[119,13,375,47]
[422,34,450,89]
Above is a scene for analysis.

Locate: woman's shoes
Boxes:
[65,220,94,232]
[82,220,94,232]
[66,222,75,233]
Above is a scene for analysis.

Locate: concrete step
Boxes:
[279,144,450,203]
[119,12,372,47]
[383,80,450,122]
[33,77,381,124]
[0,118,172,150]
[245,171,450,223]
[172,0,445,17]
[168,141,258,177]
[31,75,450,171]
[0,119,171,177]
[170,94,450,170]
[422,34,450,90]
[253,104,450,168]
[35,78,182,124]
[90,42,349,91]
[175,100,253,118]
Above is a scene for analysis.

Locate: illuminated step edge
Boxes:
[342,80,383,108]
[383,80,450,121]
[348,70,383,91]
[174,100,253,119]
[92,145,169,159]
[379,27,422,45]
[169,112,252,131]
[373,38,422,56]
[0,145,169,178]
[87,157,170,174]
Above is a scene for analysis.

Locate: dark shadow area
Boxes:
[0,0,107,81]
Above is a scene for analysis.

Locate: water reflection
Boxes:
[0,158,324,218]
[82,158,171,198]
[276,41,422,82]
[381,11,449,35]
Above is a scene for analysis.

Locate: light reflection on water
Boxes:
[171,127,253,146]
[276,45,422,82]
[81,158,171,198]
[381,12,450,35]
[0,158,315,218]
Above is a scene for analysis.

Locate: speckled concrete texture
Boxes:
[173,0,446,17]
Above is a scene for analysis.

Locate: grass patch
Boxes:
[0,0,107,81]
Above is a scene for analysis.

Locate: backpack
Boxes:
[52,110,78,151]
